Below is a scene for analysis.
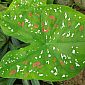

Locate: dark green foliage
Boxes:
[56,0,74,6]
[47,0,54,4]
[0,29,6,48]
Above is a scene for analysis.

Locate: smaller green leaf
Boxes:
[7,78,16,85]
[31,80,40,85]
[8,42,18,50]
[0,4,7,12]
[74,0,85,9]
[22,80,30,85]
[44,81,54,85]
[11,37,20,47]
[0,78,8,85]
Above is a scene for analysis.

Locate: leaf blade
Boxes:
[0,1,85,81]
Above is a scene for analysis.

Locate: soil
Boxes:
[62,70,85,85]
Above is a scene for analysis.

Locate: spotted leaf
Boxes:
[7,0,47,11]
[0,0,46,43]
[0,0,85,81]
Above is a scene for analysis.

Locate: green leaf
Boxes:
[0,4,7,12]
[0,78,8,85]
[7,78,16,85]
[0,0,46,43]
[0,78,16,85]
[7,0,47,12]
[0,0,85,81]
[8,41,18,50]
[22,80,30,85]
[31,80,40,85]
[11,37,21,48]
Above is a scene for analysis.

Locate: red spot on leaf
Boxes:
[34,24,39,28]
[33,61,41,67]
[70,65,74,70]
[24,73,29,78]
[49,15,55,20]
[42,22,44,27]
[53,57,56,62]
[18,22,24,27]
[68,21,71,27]
[60,60,64,66]
[23,60,28,65]
[42,28,49,32]
[37,65,43,68]
[28,12,32,17]
[54,24,58,28]
[79,26,84,31]
[10,70,16,75]
[22,22,24,27]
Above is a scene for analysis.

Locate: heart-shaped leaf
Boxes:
[0,0,85,81]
